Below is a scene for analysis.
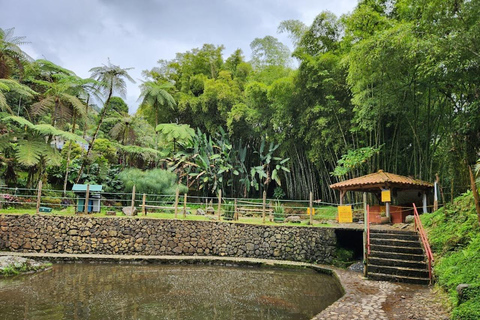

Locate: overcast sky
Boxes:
[1,0,358,113]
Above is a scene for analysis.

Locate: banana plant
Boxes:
[250,137,290,194]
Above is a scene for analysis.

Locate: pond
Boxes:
[0,263,343,319]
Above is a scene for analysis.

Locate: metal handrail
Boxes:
[413,203,434,284]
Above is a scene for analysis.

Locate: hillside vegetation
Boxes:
[421,192,480,319]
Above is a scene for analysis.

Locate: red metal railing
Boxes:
[413,203,434,283]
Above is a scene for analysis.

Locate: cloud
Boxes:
[2,0,358,112]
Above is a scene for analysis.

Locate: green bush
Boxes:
[118,168,187,195]
[332,247,354,268]
[273,201,285,222]
[222,201,235,221]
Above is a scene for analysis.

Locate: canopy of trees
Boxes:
[1,0,479,201]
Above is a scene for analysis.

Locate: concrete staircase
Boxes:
[367,229,430,285]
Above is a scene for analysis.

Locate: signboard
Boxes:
[381,189,391,202]
[337,205,353,223]
[307,208,315,215]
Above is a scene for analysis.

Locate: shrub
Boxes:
[118,168,187,195]
[273,201,285,222]
[222,201,235,221]
[332,247,354,268]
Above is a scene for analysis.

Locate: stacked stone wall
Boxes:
[0,215,336,263]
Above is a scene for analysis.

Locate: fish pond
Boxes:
[0,263,343,319]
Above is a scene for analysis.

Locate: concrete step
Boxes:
[368,264,429,278]
[370,229,417,236]
[370,238,422,248]
[369,250,426,262]
[368,272,430,285]
[369,257,427,269]
[370,232,419,241]
[369,244,424,255]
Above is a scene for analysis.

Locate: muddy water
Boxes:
[0,263,343,319]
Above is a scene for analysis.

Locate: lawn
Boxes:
[0,204,337,227]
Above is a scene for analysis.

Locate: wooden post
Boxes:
[363,192,367,225]
[309,191,313,226]
[234,198,238,221]
[84,184,90,215]
[36,180,42,214]
[262,191,266,224]
[217,189,222,220]
[183,193,187,218]
[174,188,179,219]
[142,193,146,216]
[339,190,345,205]
[130,185,136,215]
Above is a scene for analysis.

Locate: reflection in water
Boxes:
[0,263,343,320]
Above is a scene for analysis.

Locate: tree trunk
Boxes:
[75,86,113,183]
[63,111,77,196]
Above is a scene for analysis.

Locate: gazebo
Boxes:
[330,170,433,223]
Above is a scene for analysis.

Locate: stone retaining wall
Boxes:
[0,214,337,263]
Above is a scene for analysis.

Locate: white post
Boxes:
[423,192,428,213]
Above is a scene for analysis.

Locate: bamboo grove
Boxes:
[1,0,479,202]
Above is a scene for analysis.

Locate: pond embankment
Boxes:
[0,214,337,264]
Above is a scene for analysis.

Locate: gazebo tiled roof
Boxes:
[330,170,433,192]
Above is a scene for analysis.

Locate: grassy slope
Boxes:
[421,192,480,319]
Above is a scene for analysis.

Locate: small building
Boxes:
[72,184,102,213]
[330,170,433,223]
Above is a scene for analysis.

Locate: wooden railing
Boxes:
[413,203,434,284]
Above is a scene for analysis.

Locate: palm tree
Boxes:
[76,60,135,183]
[0,27,32,79]
[138,80,176,128]
[0,79,36,114]
[31,75,86,128]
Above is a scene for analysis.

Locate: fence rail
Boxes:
[0,186,358,225]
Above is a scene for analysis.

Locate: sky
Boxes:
[1,0,358,113]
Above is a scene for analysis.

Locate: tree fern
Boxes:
[15,139,47,166]
[2,116,87,143]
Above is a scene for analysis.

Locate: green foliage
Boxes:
[421,192,480,318]
[421,192,480,254]
[333,146,383,177]
[118,168,186,195]
[273,187,286,199]
[222,201,235,221]
[332,247,354,268]
[250,35,292,69]
[273,201,285,222]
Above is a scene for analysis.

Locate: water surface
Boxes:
[0,263,342,319]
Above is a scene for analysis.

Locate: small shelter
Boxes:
[72,184,102,213]
[330,170,433,223]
